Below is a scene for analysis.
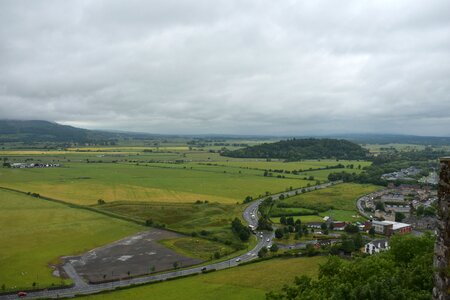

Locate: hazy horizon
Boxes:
[1,0,449,136]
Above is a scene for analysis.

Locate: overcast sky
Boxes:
[1,0,449,136]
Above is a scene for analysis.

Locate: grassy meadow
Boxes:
[280,183,381,212]
[0,151,372,206]
[0,189,144,291]
[78,256,327,300]
[95,201,244,244]
[268,183,381,223]
[0,162,329,205]
[210,159,372,171]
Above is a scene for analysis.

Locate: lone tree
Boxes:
[395,212,406,222]
[258,247,268,258]
[275,228,284,239]
[270,244,279,253]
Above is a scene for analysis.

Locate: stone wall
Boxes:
[433,158,450,299]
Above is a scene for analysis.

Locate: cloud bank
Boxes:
[1,0,449,135]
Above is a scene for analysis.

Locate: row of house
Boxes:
[10,163,61,168]
[381,166,421,181]
[306,216,347,231]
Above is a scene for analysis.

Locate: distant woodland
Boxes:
[221,138,369,160]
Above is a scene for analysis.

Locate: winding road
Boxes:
[0,181,341,300]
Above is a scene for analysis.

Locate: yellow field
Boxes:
[0,150,139,155]
[3,182,235,205]
[66,146,190,151]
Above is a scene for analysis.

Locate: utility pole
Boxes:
[433,157,450,300]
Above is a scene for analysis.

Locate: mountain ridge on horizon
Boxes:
[1,119,450,145]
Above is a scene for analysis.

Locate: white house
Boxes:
[364,239,389,255]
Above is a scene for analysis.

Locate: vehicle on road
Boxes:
[235,258,241,262]
[201,267,207,272]
[266,238,270,242]
[17,292,27,298]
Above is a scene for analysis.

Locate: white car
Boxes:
[236,258,241,262]
[266,238,270,242]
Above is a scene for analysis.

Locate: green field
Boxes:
[0,163,320,205]
[318,209,365,222]
[270,206,317,217]
[0,189,144,291]
[269,183,380,223]
[95,201,244,244]
[271,215,324,224]
[208,159,371,171]
[279,183,381,212]
[79,256,326,300]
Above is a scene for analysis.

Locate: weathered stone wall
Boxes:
[433,158,450,299]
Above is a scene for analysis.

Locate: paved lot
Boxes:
[65,229,203,283]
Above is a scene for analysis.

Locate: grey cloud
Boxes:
[0,0,449,135]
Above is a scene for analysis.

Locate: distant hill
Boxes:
[328,133,450,146]
[0,120,114,143]
[220,138,369,160]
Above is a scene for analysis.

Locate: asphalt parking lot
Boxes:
[65,229,204,283]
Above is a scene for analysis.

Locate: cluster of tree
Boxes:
[221,138,369,161]
[243,196,253,203]
[194,200,209,204]
[395,212,406,222]
[231,218,251,241]
[279,216,297,226]
[416,205,436,217]
[275,218,309,239]
[329,233,364,254]
[257,217,273,231]
[259,197,275,217]
[266,234,434,299]
[344,224,359,234]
